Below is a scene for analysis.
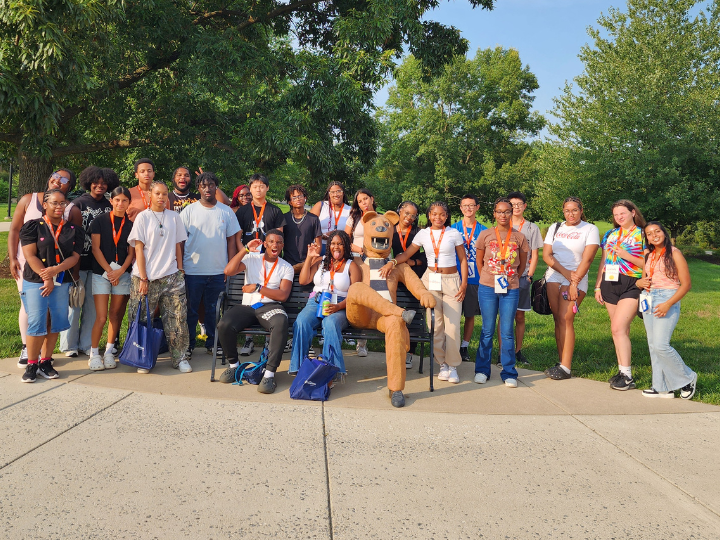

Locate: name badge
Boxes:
[494,274,508,294]
[605,264,620,282]
[53,271,65,286]
[428,272,442,291]
[639,291,652,313]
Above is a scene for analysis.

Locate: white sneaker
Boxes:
[65,349,78,358]
[505,378,518,388]
[438,363,450,381]
[137,368,150,374]
[405,353,413,369]
[88,354,105,371]
[240,337,254,356]
[103,352,117,369]
[82,348,92,356]
[178,360,193,373]
[474,373,488,384]
[343,338,355,346]
[356,344,368,357]
[447,366,460,384]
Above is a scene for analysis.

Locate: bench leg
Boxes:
[418,341,424,374]
[429,308,435,392]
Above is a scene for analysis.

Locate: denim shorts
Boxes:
[20,280,71,336]
[92,271,131,296]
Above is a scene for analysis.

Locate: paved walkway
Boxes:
[1,349,719,539]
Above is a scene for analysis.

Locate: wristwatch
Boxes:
[255,283,262,292]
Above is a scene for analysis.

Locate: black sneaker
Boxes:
[459,346,469,362]
[37,360,59,380]
[680,373,698,400]
[218,365,239,384]
[545,364,571,380]
[608,371,622,385]
[206,344,223,356]
[610,373,635,391]
[390,390,406,408]
[21,363,38,383]
[515,350,530,365]
[257,375,277,394]
[17,345,28,368]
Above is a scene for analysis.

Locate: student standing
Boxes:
[126,158,155,221]
[542,197,600,380]
[381,202,468,384]
[180,172,241,355]
[282,184,322,272]
[88,186,134,370]
[127,181,191,374]
[230,184,252,211]
[167,166,200,212]
[636,222,696,399]
[19,190,84,382]
[594,200,646,391]
[310,181,351,253]
[450,194,487,362]
[216,230,294,393]
[473,198,528,388]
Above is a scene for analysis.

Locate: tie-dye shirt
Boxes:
[601,226,645,278]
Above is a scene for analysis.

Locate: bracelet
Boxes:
[594,287,601,291]
[140,278,149,283]
[391,259,398,267]
[244,245,250,253]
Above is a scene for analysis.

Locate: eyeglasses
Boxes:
[290,195,306,201]
[402,212,418,220]
[50,172,70,185]
[495,210,512,216]
[328,190,343,195]
[241,193,253,199]
[460,205,477,209]
[511,203,525,208]
[46,201,68,207]
[563,208,581,214]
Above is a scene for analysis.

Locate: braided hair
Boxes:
[426,201,451,228]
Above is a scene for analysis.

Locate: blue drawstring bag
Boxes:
[119,296,164,371]
[152,318,169,354]
[289,345,341,401]
[233,345,268,386]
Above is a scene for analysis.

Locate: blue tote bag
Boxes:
[289,346,341,401]
[119,296,164,371]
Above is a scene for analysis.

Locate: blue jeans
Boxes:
[185,274,226,350]
[643,288,695,392]
[475,284,519,381]
[289,296,348,374]
[60,269,95,352]
[20,280,71,336]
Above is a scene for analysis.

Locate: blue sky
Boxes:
[375,0,621,129]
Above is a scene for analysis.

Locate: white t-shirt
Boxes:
[544,221,600,279]
[180,201,241,275]
[412,227,464,269]
[241,252,294,304]
[129,209,187,281]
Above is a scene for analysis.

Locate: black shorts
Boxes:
[600,274,640,305]
[462,284,481,317]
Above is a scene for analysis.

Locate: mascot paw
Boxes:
[389,390,405,408]
[420,292,437,309]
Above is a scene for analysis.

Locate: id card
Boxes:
[102,261,122,280]
[428,272,442,291]
[605,264,620,282]
[53,271,65,286]
[494,274,508,294]
[639,291,652,313]
[251,302,264,310]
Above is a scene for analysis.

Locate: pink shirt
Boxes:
[649,247,681,290]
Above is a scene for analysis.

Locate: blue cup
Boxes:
[316,290,332,318]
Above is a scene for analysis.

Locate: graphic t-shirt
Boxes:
[241,252,294,304]
[88,213,134,275]
[19,218,85,283]
[181,201,241,275]
[451,220,488,285]
[70,193,112,271]
[544,221,601,283]
[282,211,322,266]
[477,228,529,289]
[235,202,286,243]
[168,191,200,213]
[601,226,645,278]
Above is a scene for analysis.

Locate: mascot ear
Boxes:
[362,211,378,224]
[384,211,400,226]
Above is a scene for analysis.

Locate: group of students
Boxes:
[9,159,697,402]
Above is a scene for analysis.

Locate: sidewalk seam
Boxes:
[321,403,335,540]
[0,383,65,413]
[0,392,133,471]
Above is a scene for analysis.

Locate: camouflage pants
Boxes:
[128,272,189,367]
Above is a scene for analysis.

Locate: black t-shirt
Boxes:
[282,211,322,266]
[71,193,112,271]
[20,218,85,283]
[392,226,427,278]
[235,201,286,243]
[88,213,134,275]
[167,191,200,213]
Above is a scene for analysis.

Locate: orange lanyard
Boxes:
[329,203,342,231]
[260,257,278,299]
[111,214,126,262]
[516,219,525,233]
[462,221,477,252]
[43,215,65,265]
[494,227,512,274]
[398,227,412,251]
[252,202,267,239]
[647,248,666,283]
[429,227,445,272]
[328,260,343,292]
[138,188,150,209]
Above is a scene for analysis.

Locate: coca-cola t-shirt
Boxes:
[544,221,600,282]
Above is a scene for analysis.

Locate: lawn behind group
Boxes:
[1,229,718,404]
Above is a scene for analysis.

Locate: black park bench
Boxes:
[210,274,437,390]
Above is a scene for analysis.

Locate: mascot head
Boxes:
[362,211,399,259]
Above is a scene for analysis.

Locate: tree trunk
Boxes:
[17,151,54,196]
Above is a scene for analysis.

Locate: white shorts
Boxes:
[545,269,589,294]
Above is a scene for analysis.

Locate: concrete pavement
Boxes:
[1,349,719,539]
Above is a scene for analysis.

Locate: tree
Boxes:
[370,47,545,218]
[0,0,495,194]
[550,0,720,234]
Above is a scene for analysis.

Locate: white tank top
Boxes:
[313,260,352,295]
[318,201,351,237]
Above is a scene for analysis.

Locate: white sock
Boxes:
[619,365,632,377]
[461,340,469,348]
[559,364,571,374]
[264,370,275,379]
[91,347,99,356]
[230,362,239,368]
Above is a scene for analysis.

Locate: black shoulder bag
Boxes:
[531,222,561,315]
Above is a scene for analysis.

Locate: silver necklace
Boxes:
[291,210,307,225]
[151,210,166,236]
